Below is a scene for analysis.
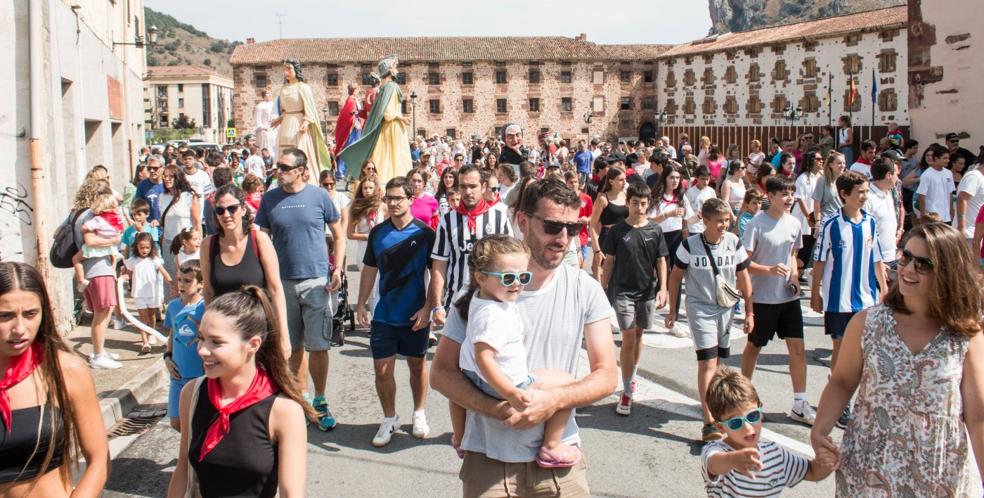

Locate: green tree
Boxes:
[172,115,197,130]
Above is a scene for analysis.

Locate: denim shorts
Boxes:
[463,369,535,400]
[168,377,192,418]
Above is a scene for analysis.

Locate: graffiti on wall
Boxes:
[0,184,34,261]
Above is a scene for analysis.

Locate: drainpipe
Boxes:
[28,0,51,279]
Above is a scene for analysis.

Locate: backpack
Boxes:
[49,210,84,269]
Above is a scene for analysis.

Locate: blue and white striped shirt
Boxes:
[701,440,809,497]
[814,210,883,313]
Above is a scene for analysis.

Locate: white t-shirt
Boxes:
[684,185,716,233]
[124,256,164,300]
[649,194,693,233]
[794,172,820,236]
[957,169,984,238]
[185,168,214,197]
[245,155,266,179]
[916,167,956,222]
[865,183,899,262]
[459,296,528,386]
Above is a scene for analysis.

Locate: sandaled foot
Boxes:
[139,344,151,356]
[536,444,582,468]
[450,434,465,459]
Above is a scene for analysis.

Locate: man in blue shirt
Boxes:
[255,147,345,431]
[135,156,166,223]
[573,140,593,186]
[356,176,436,447]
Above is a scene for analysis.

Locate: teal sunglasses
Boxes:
[717,408,763,431]
[481,271,533,287]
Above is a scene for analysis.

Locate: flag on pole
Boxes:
[871,69,878,103]
[849,75,857,106]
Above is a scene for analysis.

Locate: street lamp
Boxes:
[409,91,418,138]
[321,106,330,141]
[114,24,158,48]
[655,109,667,138]
[785,104,802,127]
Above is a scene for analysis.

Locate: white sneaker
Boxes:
[89,352,120,360]
[790,401,817,426]
[411,411,429,439]
[148,335,159,346]
[372,415,400,447]
[90,353,122,370]
[670,323,689,338]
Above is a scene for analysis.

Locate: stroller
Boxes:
[329,256,356,347]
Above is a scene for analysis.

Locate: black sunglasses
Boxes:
[898,248,933,274]
[526,213,582,237]
[214,204,241,216]
[277,162,301,172]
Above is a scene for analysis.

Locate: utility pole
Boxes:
[275,14,285,39]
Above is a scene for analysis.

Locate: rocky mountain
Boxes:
[144,7,239,76]
[708,0,905,34]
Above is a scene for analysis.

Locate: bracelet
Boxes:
[432,305,445,313]
[594,250,602,254]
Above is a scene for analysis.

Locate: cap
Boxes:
[945,132,960,141]
[881,149,904,161]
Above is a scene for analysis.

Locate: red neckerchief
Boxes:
[198,368,278,461]
[0,341,43,431]
[99,210,124,232]
[856,157,872,166]
[456,199,493,234]
[368,209,378,226]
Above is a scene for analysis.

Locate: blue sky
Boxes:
[145,0,712,45]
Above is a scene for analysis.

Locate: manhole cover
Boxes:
[108,407,167,438]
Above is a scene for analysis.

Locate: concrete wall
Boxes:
[1,0,146,331]
[908,0,984,147]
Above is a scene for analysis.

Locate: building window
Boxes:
[495,70,507,84]
[683,69,696,87]
[446,129,457,139]
[462,98,474,114]
[878,88,898,112]
[620,70,631,83]
[702,96,716,115]
[462,71,474,85]
[843,54,862,75]
[878,50,897,73]
[528,68,541,84]
[725,66,737,84]
[643,70,654,83]
[328,102,339,116]
[253,69,267,89]
[747,95,763,114]
[428,72,440,85]
[362,66,374,85]
[723,96,738,115]
[560,70,573,83]
[561,97,573,113]
[772,60,789,82]
[804,40,818,51]
[702,67,715,86]
[664,98,677,115]
[496,98,507,113]
[683,97,696,115]
[177,84,184,92]
[528,98,540,112]
[620,97,632,110]
[429,99,441,114]
[803,58,818,78]
[178,97,184,108]
[665,69,677,88]
[844,34,861,46]
[771,95,788,113]
[157,86,167,98]
[201,84,211,127]
[592,69,604,84]
[800,93,820,113]
[395,73,406,85]
[642,96,655,109]
[592,96,604,113]
[326,72,338,86]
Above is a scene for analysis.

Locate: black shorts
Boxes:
[370,321,431,359]
[824,311,856,340]
[749,300,804,347]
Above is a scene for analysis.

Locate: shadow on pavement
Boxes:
[307,422,452,455]
[105,456,175,497]
[576,401,704,456]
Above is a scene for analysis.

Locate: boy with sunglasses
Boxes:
[600,183,668,416]
[703,368,834,495]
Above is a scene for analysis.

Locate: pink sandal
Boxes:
[450,435,465,459]
[535,445,582,468]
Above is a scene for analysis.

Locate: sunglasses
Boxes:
[277,162,301,172]
[383,195,408,203]
[322,182,335,188]
[148,166,161,171]
[717,408,763,431]
[490,186,500,193]
[214,204,241,216]
[481,271,533,287]
[526,213,583,237]
[898,248,933,274]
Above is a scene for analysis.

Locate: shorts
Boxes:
[614,298,657,330]
[84,275,117,312]
[824,311,856,340]
[749,300,803,347]
[460,451,590,498]
[168,377,192,418]
[463,369,535,400]
[370,321,431,359]
[134,296,162,310]
[688,305,734,361]
[283,277,333,352]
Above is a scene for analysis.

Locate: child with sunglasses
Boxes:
[450,235,581,468]
[703,368,834,496]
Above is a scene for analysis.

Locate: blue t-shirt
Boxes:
[254,184,339,280]
[121,224,160,248]
[135,179,165,222]
[163,297,205,379]
[573,151,593,174]
[363,218,435,326]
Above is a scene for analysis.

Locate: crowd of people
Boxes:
[2,116,984,497]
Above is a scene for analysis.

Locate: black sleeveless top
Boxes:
[209,230,266,297]
[0,405,65,483]
[189,382,279,498]
[599,193,629,227]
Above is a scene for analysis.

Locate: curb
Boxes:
[99,358,169,430]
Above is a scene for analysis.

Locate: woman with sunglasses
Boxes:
[160,165,202,289]
[200,184,291,355]
[407,170,439,228]
[320,170,351,252]
[811,152,846,229]
[811,222,984,496]
[719,160,747,217]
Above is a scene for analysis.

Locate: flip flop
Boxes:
[450,434,465,459]
[535,445,582,468]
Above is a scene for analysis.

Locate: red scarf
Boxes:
[456,199,493,234]
[1,341,44,432]
[99,210,124,232]
[198,368,278,461]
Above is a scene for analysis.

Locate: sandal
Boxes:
[139,344,151,356]
[535,444,582,468]
[450,434,465,459]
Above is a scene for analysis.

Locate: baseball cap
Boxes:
[945,132,960,141]
[881,149,904,162]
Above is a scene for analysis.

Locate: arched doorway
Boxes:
[639,122,656,142]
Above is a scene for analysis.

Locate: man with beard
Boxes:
[431,178,617,497]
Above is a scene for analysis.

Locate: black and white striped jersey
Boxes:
[431,204,514,307]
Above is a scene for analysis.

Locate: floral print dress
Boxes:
[837,304,977,496]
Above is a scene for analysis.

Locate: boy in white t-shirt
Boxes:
[917,145,956,222]
[451,235,579,468]
[685,166,717,234]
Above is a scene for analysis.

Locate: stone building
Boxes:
[144,65,234,143]
[2,0,148,330]
[229,36,670,144]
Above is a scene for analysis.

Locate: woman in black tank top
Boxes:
[168,287,316,498]
[589,166,628,282]
[201,185,291,353]
[0,262,109,497]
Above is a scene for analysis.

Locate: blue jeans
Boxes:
[463,369,535,400]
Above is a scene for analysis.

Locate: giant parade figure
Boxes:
[253,89,278,153]
[334,83,363,180]
[271,59,332,184]
[338,55,412,184]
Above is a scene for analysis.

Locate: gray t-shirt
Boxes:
[812,177,843,223]
[741,212,802,304]
[675,232,749,317]
[444,263,613,463]
[73,210,115,279]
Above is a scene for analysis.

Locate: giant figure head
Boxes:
[377,55,399,79]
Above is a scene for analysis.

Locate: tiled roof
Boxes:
[230,36,670,65]
[601,44,675,60]
[660,6,906,58]
[146,65,221,78]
